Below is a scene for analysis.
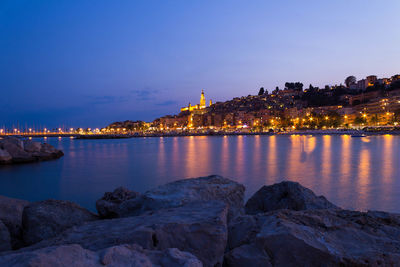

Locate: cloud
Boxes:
[130,88,159,101]
[87,95,130,105]
[157,100,178,106]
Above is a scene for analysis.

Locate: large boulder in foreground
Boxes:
[0,195,29,249]
[96,187,140,219]
[226,209,400,266]
[0,220,11,252]
[245,181,337,215]
[26,201,228,267]
[98,175,245,221]
[22,200,98,246]
[100,244,202,267]
[0,244,202,267]
[0,137,63,164]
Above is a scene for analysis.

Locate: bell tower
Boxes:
[200,89,206,108]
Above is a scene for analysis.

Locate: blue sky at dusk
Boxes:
[1,0,399,128]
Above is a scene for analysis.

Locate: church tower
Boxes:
[200,89,206,108]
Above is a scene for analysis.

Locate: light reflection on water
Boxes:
[0,135,399,213]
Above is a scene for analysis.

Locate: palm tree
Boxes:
[370,114,379,126]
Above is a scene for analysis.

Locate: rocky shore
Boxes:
[1,175,400,266]
[0,137,63,164]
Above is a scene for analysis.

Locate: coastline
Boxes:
[3,129,400,140]
[73,129,400,139]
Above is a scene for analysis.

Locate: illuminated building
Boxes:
[180,90,211,112]
[366,75,377,87]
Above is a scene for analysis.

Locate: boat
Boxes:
[351,134,367,138]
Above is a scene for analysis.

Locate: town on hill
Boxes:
[106,74,400,134]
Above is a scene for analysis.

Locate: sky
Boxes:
[1,0,399,128]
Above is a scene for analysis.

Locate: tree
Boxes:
[354,116,367,125]
[394,108,400,121]
[389,80,400,91]
[370,114,379,125]
[295,82,303,91]
[345,76,357,87]
[258,87,265,96]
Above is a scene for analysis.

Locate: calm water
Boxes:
[1,135,400,213]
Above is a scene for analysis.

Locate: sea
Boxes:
[1,135,399,213]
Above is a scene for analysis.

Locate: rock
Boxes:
[100,244,202,267]
[0,220,11,252]
[40,143,60,154]
[0,141,31,163]
[245,181,337,215]
[0,137,63,164]
[226,209,400,266]
[26,201,228,267]
[150,247,202,267]
[23,140,42,153]
[0,244,202,267]
[0,137,24,150]
[96,187,141,219]
[0,195,29,249]
[22,199,98,245]
[36,143,64,160]
[0,148,12,164]
[0,244,98,267]
[224,243,271,267]
[106,175,245,221]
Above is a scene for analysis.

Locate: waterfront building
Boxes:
[353,96,400,125]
